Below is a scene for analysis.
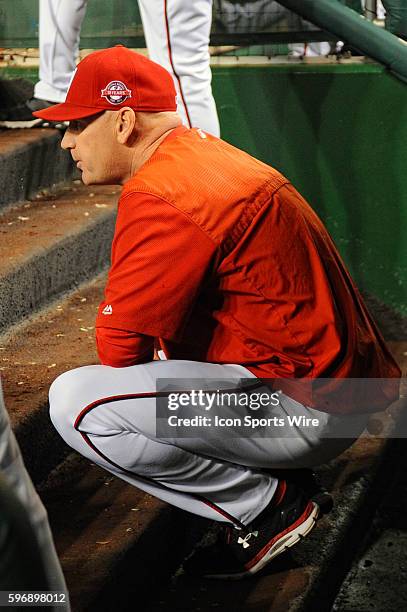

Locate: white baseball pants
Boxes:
[49,360,367,528]
[34,0,220,136]
[138,0,220,137]
[34,0,88,104]
[0,379,69,609]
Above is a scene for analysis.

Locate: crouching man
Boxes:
[34,46,400,579]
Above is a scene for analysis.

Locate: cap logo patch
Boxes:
[101,80,132,105]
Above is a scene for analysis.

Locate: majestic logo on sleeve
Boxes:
[101,81,132,105]
[102,304,113,315]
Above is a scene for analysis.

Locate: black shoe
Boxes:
[0,97,66,129]
[184,479,320,580]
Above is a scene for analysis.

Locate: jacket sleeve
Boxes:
[95,191,217,365]
[96,327,154,367]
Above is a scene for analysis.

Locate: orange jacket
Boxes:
[96,127,400,413]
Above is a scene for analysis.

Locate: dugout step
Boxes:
[0,128,75,211]
[0,274,107,481]
[333,412,407,611]
[0,179,118,334]
[39,453,208,612]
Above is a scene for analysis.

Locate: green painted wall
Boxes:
[212,63,407,316]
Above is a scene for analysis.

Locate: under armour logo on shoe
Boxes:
[102,304,113,315]
[237,531,259,549]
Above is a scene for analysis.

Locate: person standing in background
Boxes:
[0,0,220,136]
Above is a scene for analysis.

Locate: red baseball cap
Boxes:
[33,45,177,121]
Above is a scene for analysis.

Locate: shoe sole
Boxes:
[203,501,320,580]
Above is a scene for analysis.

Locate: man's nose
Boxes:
[61,129,74,151]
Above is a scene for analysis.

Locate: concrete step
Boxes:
[332,432,407,612]
[39,455,207,612]
[0,128,75,211]
[0,179,118,333]
[0,274,106,481]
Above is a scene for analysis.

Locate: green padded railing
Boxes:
[278,0,407,83]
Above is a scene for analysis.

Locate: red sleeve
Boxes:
[96,327,154,367]
[95,191,216,362]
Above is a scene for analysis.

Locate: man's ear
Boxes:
[115,107,137,144]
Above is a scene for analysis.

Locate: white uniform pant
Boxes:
[0,379,69,610]
[35,0,220,136]
[49,361,367,528]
